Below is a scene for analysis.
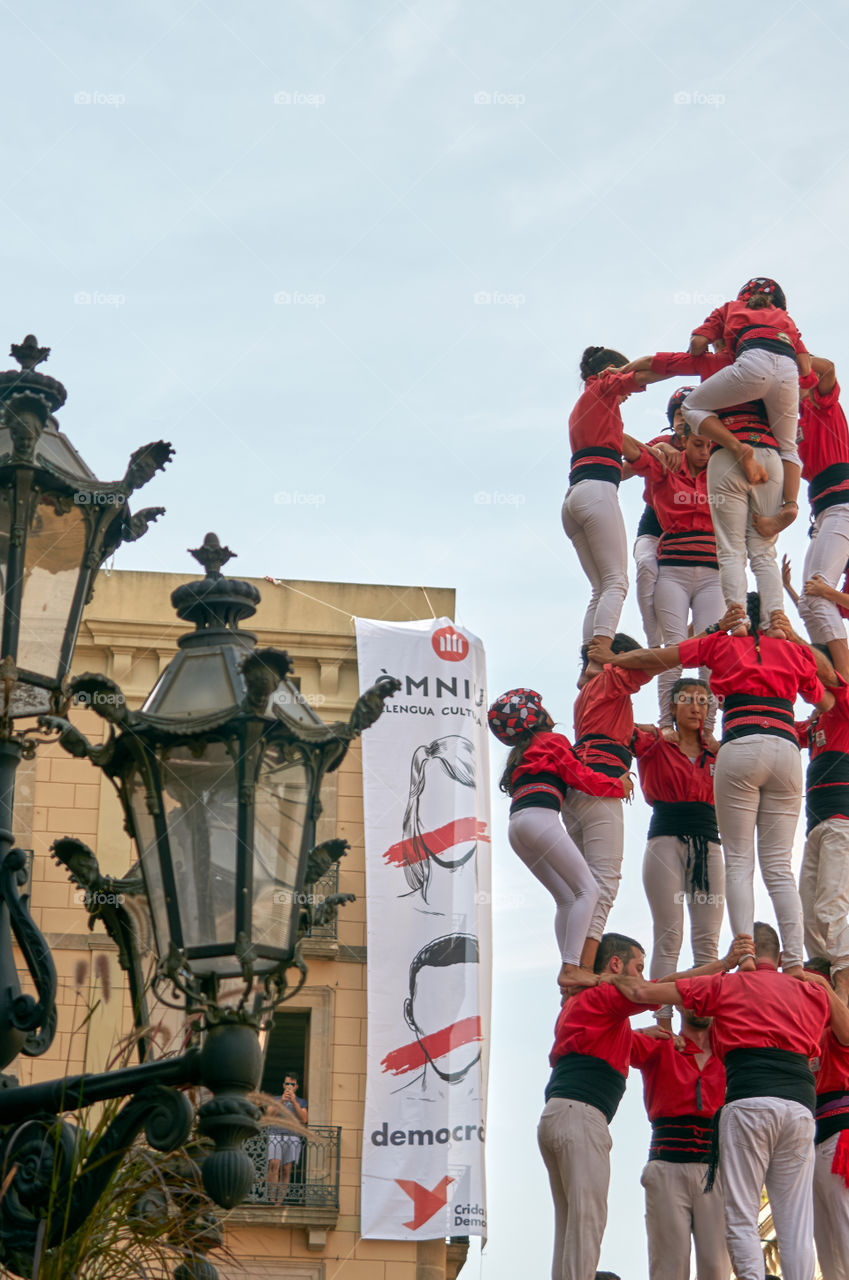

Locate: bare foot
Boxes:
[558,962,598,994]
[783,964,804,980]
[737,445,768,486]
[730,620,751,637]
[753,501,798,538]
[738,954,756,972]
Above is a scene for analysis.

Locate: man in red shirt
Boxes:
[540,931,748,1280]
[612,922,831,1280]
[631,1009,729,1280]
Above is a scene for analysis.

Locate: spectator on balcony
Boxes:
[267,1071,308,1202]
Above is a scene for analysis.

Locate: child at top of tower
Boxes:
[682,276,813,546]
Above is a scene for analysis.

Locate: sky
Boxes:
[5,0,849,1276]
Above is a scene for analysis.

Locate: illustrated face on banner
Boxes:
[399,736,478,903]
[403,933,481,1084]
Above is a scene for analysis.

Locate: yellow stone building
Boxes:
[15,565,470,1280]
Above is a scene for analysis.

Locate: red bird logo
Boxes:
[396,1176,454,1230]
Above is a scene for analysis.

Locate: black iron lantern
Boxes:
[0,336,172,718]
[57,533,399,1018]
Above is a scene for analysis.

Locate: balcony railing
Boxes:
[243,1126,341,1208]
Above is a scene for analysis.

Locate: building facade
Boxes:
[15,566,469,1280]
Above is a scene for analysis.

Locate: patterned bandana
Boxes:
[667,386,695,427]
[488,688,547,744]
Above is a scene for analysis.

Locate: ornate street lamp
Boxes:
[0,336,171,1072]
[0,533,399,1277]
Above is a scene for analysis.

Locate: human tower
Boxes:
[488,278,849,1280]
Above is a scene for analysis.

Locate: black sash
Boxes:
[722,694,797,745]
[815,1090,849,1145]
[647,801,719,893]
[545,1053,627,1123]
[649,1114,714,1164]
[807,751,849,833]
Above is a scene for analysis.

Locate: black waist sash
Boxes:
[636,503,662,539]
[807,751,849,833]
[569,445,622,487]
[725,1047,816,1112]
[657,528,718,569]
[649,1114,715,1164]
[734,324,798,361]
[815,1090,849,1145]
[575,734,632,778]
[714,408,777,450]
[722,694,797,745]
[545,1053,627,1123]
[809,462,849,518]
[509,771,567,815]
[647,801,719,893]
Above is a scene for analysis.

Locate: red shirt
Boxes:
[511,731,625,798]
[814,1028,849,1096]
[677,632,823,706]
[630,448,714,534]
[692,300,807,359]
[675,964,829,1060]
[800,679,849,758]
[573,665,652,768]
[568,370,645,457]
[550,982,653,1073]
[632,729,715,806]
[630,1032,725,1119]
[799,381,848,482]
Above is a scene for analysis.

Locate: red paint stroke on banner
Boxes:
[381,1015,483,1076]
[397,1176,454,1230]
[382,817,490,867]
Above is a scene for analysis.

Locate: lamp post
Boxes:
[0,339,400,1278]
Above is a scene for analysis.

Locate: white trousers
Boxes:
[798,504,849,645]
[714,735,805,968]
[508,808,600,965]
[654,562,724,728]
[561,792,623,940]
[642,834,724,1018]
[538,1097,611,1280]
[720,1098,816,1280]
[800,818,849,973]
[633,533,662,647]
[641,1160,730,1280]
[683,347,801,465]
[813,1132,849,1280]
[705,447,784,616]
[562,480,628,642]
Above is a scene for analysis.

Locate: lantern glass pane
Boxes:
[18,494,87,678]
[143,650,241,719]
[128,773,172,961]
[157,741,240,973]
[252,748,311,958]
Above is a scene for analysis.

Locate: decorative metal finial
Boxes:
[189,534,236,580]
[9,336,50,372]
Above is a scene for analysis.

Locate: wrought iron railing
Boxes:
[243,1125,341,1208]
[302,864,340,940]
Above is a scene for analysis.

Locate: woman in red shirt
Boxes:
[488,688,632,992]
[562,345,665,661]
[634,678,723,1028]
[590,596,833,975]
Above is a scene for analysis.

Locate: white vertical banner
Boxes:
[355,617,491,1241]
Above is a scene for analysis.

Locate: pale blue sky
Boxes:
[5,1,849,1276]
